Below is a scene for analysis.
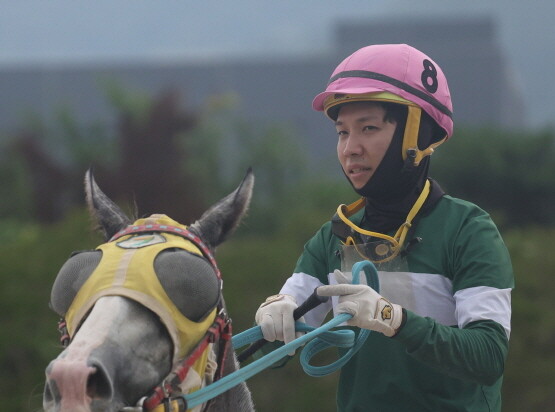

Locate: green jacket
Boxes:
[281,195,513,411]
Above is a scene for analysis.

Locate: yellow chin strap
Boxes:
[336,179,431,263]
[402,105,446,166]
[324,91,447,166]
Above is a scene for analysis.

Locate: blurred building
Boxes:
[0,16,525,162]
[335,16,526,130]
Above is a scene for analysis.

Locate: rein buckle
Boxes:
[120,396,146,412]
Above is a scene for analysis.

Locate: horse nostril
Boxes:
[44,383,53,402]
[43,362,61,408]
[87,363,113,400]
[43,379,59,404]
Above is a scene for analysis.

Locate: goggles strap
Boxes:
[392,179,430,247]
[335,179,431,261]
[340,196,366,216]
[337,200,398,246]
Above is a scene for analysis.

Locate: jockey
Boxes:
[255,44,513,411]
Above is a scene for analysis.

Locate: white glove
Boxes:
[255,294,304,345]
[317,270,403,337]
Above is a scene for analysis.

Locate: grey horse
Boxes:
[43,170,255,412]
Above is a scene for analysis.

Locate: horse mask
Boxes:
[50,214,221,365]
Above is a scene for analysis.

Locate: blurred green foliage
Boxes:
[431,127,555,228]
[501,228,555,410]
[0,89,554,410]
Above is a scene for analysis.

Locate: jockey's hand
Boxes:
[317,270,403,337]
[255,294,304,347]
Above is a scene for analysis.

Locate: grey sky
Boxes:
[1,0,554,128]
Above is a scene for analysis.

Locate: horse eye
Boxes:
[154,250,220,321]
[50,251,102,316]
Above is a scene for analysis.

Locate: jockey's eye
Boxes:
[154,250,220,322]
[50,251,102,316]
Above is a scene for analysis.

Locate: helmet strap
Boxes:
[402,106,446,168]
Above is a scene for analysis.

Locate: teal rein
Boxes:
[181,260,379,409]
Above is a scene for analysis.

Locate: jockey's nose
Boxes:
[44,357,114,411]
[341,133,364,157]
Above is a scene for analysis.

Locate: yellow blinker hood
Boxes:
[64,215,217,362]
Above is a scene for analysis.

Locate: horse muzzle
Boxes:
[44,356,114,412]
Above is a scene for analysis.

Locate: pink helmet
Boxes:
[313,44,453,165]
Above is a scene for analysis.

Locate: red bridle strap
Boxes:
[142,311,232,411]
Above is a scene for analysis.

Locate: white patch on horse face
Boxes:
[68,296,125,355]
[46,296,126,412]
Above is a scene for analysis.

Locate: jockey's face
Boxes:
[335,102,397,189]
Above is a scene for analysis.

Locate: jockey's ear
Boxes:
[190,168,254,251]
[85,169,132,240]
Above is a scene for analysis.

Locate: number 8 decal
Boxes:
[421,59,438,93]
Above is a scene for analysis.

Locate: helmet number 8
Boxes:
[421,59,438,93]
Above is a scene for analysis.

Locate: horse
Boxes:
[43,169,255,412]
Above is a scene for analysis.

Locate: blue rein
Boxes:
[181,260,379,409]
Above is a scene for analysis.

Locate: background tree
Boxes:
[2,85,203,225]
[431,127,555,228]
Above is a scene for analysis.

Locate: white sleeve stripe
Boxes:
[280,272,331,327]
[454,286,512,339]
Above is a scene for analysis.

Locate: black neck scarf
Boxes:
[342,112,439,233]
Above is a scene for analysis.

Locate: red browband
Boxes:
[110,224,221,280]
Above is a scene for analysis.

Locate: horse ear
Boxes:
[85,169,132,240]
[190,168,254,250]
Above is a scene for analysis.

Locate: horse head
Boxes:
[43,169,255,412]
